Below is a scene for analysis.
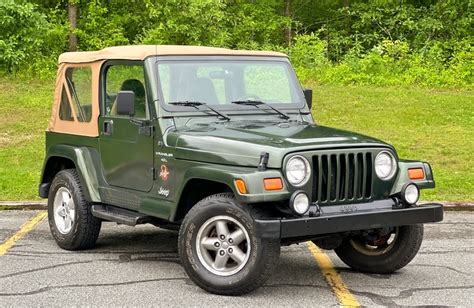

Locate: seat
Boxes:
[111,79,147,118]
[186,77,219,105]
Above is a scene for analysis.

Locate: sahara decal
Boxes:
[156,151,173,158]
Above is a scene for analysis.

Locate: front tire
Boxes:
[47,169,102,250]
[334,224,423,274]
[178,193,280,295]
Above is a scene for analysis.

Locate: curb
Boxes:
[434,202,474,211]
[0,201,47,210]
[1,201,473,211]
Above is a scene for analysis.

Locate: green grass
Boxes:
[0,77,472,201]
[0,78,53,200]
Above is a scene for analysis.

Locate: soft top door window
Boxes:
[104,64,148,119]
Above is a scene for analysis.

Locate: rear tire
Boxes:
[178,193,280,295]
[47,169,102,250]
[334,224,423,273]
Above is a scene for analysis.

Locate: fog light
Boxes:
[290,191,310,215]
[401,183,419,205]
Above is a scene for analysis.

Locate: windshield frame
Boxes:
[152,56,307,114]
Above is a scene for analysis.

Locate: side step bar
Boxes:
[91,204,153,226]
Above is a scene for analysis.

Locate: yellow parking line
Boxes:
[307,242,360,307]
[0,211,47,256]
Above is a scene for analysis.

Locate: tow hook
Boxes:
[309,203,321,217]
[391,197,405,209]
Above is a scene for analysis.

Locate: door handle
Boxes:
[103,120,113,135]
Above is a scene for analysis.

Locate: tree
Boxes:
[68,0,78,51]
[284,0,291,46]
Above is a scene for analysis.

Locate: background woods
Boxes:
[0,0,472,87]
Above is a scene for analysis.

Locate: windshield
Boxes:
[157,59,305,109]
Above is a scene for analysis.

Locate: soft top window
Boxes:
[64,66,93,123]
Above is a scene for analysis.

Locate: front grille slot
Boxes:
[312,152,373,204]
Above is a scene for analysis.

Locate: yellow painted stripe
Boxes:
[307,242,360,307]
[0,211,47,256]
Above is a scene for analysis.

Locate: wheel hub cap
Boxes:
[53,187,75,234]
[196,215,251,276]
[350,227,399,256]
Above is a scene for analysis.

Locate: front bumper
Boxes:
[255,200,443,240]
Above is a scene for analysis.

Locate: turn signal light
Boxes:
[408,168,425,180]
[263,178,284,191]
[235,179,247,194]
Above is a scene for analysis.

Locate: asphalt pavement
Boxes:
[0,210,472,306]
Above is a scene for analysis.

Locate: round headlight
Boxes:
[402,183,419,205]
[285,155,311,186]
[375,151,396,180]
[290,192,310,215]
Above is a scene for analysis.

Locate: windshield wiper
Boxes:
[231,100,290,120]
[169,101,230,121]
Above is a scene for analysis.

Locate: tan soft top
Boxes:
[58,45,287,63]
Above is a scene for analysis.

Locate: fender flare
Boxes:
[41,145,101,202]
[168,164,290,221]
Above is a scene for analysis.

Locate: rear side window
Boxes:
[59,85,74,121]
[64,67,93,122]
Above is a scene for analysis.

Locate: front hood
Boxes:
[166,120,392,168]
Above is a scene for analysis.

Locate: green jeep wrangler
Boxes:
[39,45,443,295]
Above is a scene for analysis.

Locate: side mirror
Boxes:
[116,91,135,116]
[303,89,313,110]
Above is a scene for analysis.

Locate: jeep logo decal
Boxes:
[158,187,170,197]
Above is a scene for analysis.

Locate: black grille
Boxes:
[312,152,373,204]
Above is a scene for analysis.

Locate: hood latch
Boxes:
[258,152,269,171]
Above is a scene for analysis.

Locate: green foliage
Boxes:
[0,0,66,74]
[139,0,229,46]
[139,0,290,48]
[294,38,473,88]
[289,33,329,82]
[225,0,291,49]
[75,0,129,50]
[285,0,473,88]
[1,0,473,88]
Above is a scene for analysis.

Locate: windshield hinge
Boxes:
[139,125,154,137]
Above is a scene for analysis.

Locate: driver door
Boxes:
[99,61,154,192]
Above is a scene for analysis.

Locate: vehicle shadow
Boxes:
[89,225,332,288]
